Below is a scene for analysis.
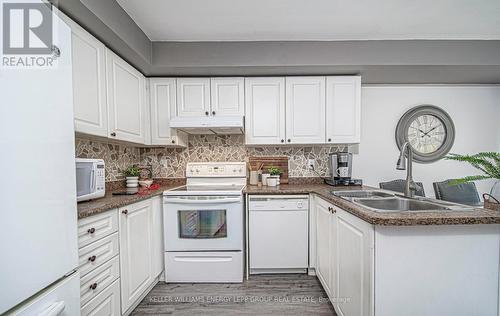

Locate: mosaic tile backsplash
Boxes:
[76,135,347,182]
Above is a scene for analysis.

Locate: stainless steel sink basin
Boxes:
[332,190,394,200]
[353,197,450,212]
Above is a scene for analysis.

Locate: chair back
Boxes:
[433,180,481,206]
[379,179,426,197]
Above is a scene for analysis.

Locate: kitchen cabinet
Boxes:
[285,77,326,144]
[151,196,164,278]
[68,18,108,137]
[81,279,121,316]
[119,199,154,313]
[334,206,373,316]
[175,78,211,118]
[315,197,335,297]
[106,49,147,144]
[326,76,361,143]
[315,196,374,316]
[245,77,286,145]
[149,78,188,146]
[210,77,245,116]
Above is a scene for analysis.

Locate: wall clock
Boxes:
[395,105,455,163]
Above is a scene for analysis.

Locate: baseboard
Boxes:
[250,268,308,274]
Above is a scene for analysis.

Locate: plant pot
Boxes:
[267,176,278,187]
[126,176,139,188]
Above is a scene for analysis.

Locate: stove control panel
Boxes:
[186,162,247,177]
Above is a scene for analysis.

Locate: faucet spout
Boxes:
[397,142,417,198]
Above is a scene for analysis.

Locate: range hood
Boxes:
[170,116,244,135]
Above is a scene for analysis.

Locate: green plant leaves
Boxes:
[445,152,500,184]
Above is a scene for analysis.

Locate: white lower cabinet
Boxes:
[78,197,164,315]
[151,196,165,278]
[334,206,374,316]
[81,279,121,316]
[315,197,334,296]
[119,199,155,314]
[315,196,374,316]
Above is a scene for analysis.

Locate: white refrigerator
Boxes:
[0,3,80,315]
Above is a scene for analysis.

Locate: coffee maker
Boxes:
[325,152,362,186]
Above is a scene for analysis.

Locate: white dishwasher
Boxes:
[249,195,309,274]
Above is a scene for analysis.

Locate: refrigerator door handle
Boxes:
[39,301,65,316]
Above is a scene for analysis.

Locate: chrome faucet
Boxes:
[396,142,418,198]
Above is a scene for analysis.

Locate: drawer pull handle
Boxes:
[87,228,95,234]
[122,209,128,215]
[89,283,98,290]
[88,255,96,262]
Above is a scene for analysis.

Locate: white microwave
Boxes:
[76,158,105,202]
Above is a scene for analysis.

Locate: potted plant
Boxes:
[445,152,500,209]
[267,166,283,187]
[122,166,140,188]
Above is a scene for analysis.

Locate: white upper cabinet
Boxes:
[175,78,211,118]
[326,76,361,144]
[285,77,326,144]
[106,49,146,144]
[210,78,245,117]
[149,78,188,146]
[69,20,108,137]
[245,77,286,145]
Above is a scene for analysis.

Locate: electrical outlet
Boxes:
[307,159,315,170]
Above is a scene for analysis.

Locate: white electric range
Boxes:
[163,162,247,283]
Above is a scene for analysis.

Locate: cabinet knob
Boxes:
[281,139,284,143]
[88,255,96,262]
[287,139,291,143]
[110,132,116,137]
[328,138,332,142]
[89,283,98,290]
[205,111,209,116]
[171,139,175,144]
[122,209,128,215]
[87,227,95,234]
[212,111,216,115]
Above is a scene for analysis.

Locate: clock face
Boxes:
[407,114,446,154]
[395,105,455,163]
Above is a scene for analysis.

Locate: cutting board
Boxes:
[248,156,289,184]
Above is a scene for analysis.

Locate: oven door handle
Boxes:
[165,197,241,204]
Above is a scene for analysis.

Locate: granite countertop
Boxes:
[244,184,500,226]
[77,183,183,219]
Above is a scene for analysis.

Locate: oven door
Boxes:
[163,195,243,251]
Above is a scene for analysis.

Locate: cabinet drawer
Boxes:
[81,279,121,316]
[78,210,118,248]
[80,256,120,306]
[78,232,119,277]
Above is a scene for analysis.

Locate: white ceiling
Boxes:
[116,0,500,41]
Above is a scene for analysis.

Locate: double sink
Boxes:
[332,190,475,212]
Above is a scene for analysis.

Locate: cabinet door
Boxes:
[149,78,188,146]
[315,198,333,297]
[326,76,361,144]
[106,49,146,144]
[244,77,286,145]
[285,77,326,144]
[81,279,120,316]
[119,200,153,313]
[210,77,244,116]
[71,22,108,137]
[175,78,210,118]
[151,196,164,278]
[334,207,374,316]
